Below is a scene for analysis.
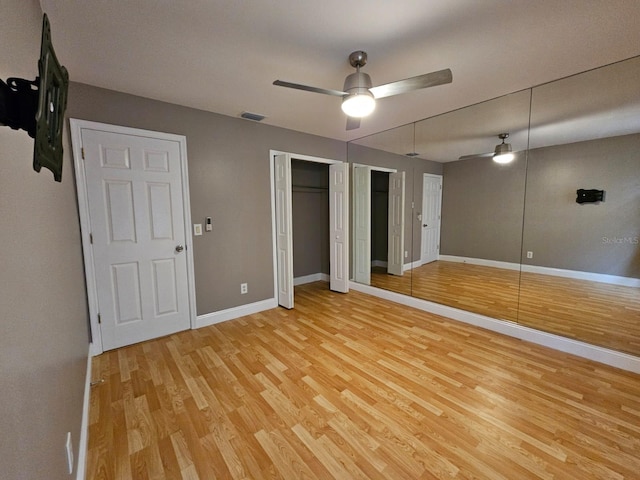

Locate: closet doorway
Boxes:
[353,164,405,285]
[271,151,349,309]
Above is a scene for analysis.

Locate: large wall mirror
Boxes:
[348,55,640,357]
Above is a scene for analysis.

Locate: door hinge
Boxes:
[81,147,85,160]
[97,313,102,324]
[89,233,93,244]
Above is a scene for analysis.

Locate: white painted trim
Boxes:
[70,120,102,353]
[196,298,278,328]
[439,255,640,286]
[349,282,640,374]
[70,119,197,354]
[352,162,397,173]
[269,150,279,306]
[521,264,640,287]
[439,255,521,271]
[294,273,330,286]
[75,343,92,480]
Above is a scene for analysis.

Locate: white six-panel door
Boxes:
[421,173,443,265]
[75,123,193,351]
[387,171,405,276]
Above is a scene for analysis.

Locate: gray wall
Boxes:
[66,82,346,315]
[440,152,527,263]
[291,160,329,278]
[439,133,640,277]
[523,133,640,277]
[0,1,90,478]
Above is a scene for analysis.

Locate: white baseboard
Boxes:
[196,298,278,328]
[76,343,92,480]
[349,282,640,374]
[294,273,330,286]
[439,255,521,271]
[439,255,640,287]
[371,260,388,268]
[404,259,422,271]
[521,264,640,287]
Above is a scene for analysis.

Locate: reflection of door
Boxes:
[79,125,193,351]
[273,153,349,308]
[387,171,405,276]
[421,174,442,265]
[354,166,371,284]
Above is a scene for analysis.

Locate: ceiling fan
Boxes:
[458,133,515,164]
[273,51,453,130]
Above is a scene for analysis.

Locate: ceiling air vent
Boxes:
[240,111,266,122]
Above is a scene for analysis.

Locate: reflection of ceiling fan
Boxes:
[273,51,452,130]
[459,133,515,164]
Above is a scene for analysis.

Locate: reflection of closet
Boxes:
[291,160,330,283]
[371,171,390,269]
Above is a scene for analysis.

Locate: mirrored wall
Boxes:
[348,56,640,357]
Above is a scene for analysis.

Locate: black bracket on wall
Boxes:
[0,14,69,182]
[576,189,605,204]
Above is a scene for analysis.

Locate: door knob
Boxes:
[175,245,184,253]
[423,224,428,227]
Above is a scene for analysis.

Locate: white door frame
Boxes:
[270,150,348,307]
[70,119,197,356]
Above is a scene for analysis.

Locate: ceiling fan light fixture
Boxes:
[493,133,514,164]
[341,91,376,118]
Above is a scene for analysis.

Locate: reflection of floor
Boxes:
[370,261,640,356]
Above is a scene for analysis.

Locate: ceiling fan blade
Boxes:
[273,80,347,97]
[369,68,453,99]
[458,152,494,160]
[346,117,361,130]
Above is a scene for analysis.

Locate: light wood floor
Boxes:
[371,261,640,355]
[87,282,640,479]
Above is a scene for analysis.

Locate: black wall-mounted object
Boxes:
[576,189,605,204]
[0,14,69,182]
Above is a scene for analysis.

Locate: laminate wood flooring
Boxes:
[87,282,640,479]
[371,261,640,355]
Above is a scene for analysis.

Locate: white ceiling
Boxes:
[40,0,640,142]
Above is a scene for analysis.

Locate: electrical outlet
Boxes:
[240,283,248,294]
[404,250,408,258]
[65,432,74,474]
[193,224,202,236]
[527,251,533,259]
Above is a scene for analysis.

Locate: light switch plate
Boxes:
[194,224,202,236]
